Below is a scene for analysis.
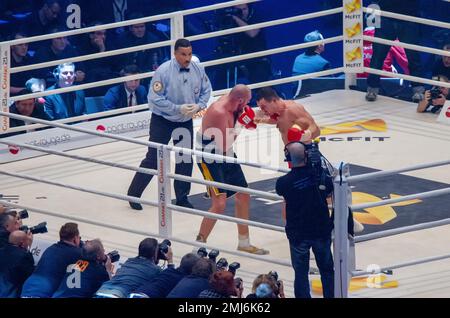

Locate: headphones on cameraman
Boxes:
[283,141,308,164]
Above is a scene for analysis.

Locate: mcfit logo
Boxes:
[345,0,361,13]
[320,119,387,135]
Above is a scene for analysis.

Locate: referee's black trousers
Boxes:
[127,113,193,203]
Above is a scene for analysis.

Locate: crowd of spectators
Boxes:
[0,211,292,298]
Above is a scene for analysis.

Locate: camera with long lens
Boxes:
[208,249,220,262]
[228,262,240,275]
[19,222,48,234]
[157,239,172,261]
[197,247,208,258]
[6,209,29,220]
[216,257,228,271]
[107,250,120,263]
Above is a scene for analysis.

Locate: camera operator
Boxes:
[21,223,82,298]
[214,3,271,88]
[95,238,169,298]
[52,239,113,298]
[0,231,35,297]
[167,257,216,298]
[275,142,334,298]
[198,271,242,298]
[132,252,199,298]
[417,75,449,114]
[0,213,22,248]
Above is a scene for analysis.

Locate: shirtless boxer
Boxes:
[255,87,320,144]
[195,84,269,255]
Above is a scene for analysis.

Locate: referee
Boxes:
[127,38,212,210]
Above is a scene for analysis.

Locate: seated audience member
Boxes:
[417,75,449,114]
[292,30,330,76]
[44,63,86,120]
[9,32,37,96]
[33,29,84,84]
[0,213,21,248]
[53,239,112,298]
[198,271,241,298]
[432,43,450,79]
[103,65,147,111]
[7,89,50,133]
[166,258,216,298]
[95,238,168,298]
[0,231,35,298]
[246,274,284,298]
[21,223,82,298]
[358,27,409,78]
[77,23,117,96]
[26,0,62,37]
[133,252,199,298]
[114,13,168,73]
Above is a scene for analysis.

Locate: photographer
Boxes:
[53,239,112,298]
[0,231,35,297]
[95,238,169,298]
[21,223,82,298]
[214,3,271,88]
[246,273,284,298]
[0,213,21,248]
[417,75,449,114]
[198,271,241,298]
[132,252,199,298]
[167,257,216,298]
[275,142,334,298]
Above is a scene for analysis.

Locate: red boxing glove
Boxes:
[287,125,304,142]
[237,106,257,129]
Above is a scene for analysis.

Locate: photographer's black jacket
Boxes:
[276,167,333,242]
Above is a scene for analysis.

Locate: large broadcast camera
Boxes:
[19,222,48,235]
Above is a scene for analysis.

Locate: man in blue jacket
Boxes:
[44,62,86,120]
[21,223,82,298]
[103,65,148,111]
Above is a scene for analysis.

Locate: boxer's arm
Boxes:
[203,114,229,154]
[291,105,321,139]
[254,109,278,125]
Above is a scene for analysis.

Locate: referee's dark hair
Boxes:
[175,38,192,51]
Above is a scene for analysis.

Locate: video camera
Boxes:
[6,209,29,220]
[19,222,48,235]
[107,250,120,263]
[157,239,172,261]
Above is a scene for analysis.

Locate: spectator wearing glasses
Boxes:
[21,223,82,298]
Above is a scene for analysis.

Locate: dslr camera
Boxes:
[19,221,48,234]
[107,250,120,263]
[268,270,283,293]
[216,257,228,271]
[157,239,172,261]
[6,209,29,220]
[228,262,240,275]
[429,87,443,101]
[197,247,208,258]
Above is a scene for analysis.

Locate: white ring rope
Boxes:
[351,187,450,211]
[0,169,284,233]
[0,139,283,202]
[0,111,291,174]
[348,159,450,183]
[351,253,450,277]
[355,218,450,243]
[2,0,260,46]
[0,199,290,267]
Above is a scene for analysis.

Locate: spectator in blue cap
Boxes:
[291,30,330,97]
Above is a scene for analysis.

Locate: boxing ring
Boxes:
[1,0,450,297]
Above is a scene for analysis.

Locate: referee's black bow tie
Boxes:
[179,68,190,72]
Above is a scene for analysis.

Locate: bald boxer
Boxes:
[195,84,269,255]
[255,87,320,144]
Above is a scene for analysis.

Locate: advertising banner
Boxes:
[343,0,364,73]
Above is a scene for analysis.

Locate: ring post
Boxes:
[170,14,184,55]
[1,43,11,132]
[158,145,172,238]
[333,162,350,298]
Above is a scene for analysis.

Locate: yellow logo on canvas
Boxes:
[352,192,421,225]
[320,119,387,136]
[346,47,362,62]
[345,0,361,13]
[345,22,361,38]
